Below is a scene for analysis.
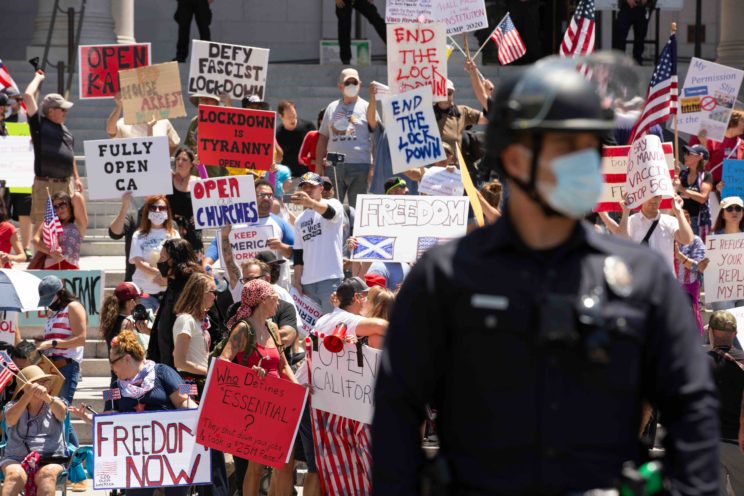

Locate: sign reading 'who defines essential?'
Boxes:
[188,40,269,101]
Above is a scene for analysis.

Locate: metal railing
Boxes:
[40,0,87,99]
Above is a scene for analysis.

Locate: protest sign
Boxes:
[703,233,744,304]
[0,315,17,346]
[728,307,744,336]
[351,194,468,263]
[290,287,322,335]
[419,166,463,196]
[385,0,432,23]
[624,135,675,210]
[188,41,269,101]
[6,123,30,136]
[21,270,104,327]
[431,0,488,35]
[196,359,308,469]
[382,87,445,173]
[218,224,274,264]
[722,159,744,199]
[197,105,275,171]
[79,43,150,99]
[310,341,381,424]
[0,136,34,188]
[677,57,744,142]
[83,136,172,200]
[387,22,448,102]
[191,175,258,230]
[93,409,210,490]
[596,142,675,212]
[119,62,186,125]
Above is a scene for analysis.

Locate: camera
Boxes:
[132,304,148,322]
[326,152,346,165]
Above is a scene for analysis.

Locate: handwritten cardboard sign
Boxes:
[703,233,744,304]
[93,409,211,490]
[197,105,275,171]
[196,359,308,469]
[119,62,187,125]
[0,314,17,346]
[21,270,104,327]
[419,166,463,196]
[624,135,675,209]
[387,22,448,102]
[431,0,488,35]
[0,136,34,188]
[309,341,381,424]
[677,57,744,142]
[188,40,269,101]
[78,43,150,99]
[351,194,468,263]
[191,175,259,230]
[385,0,432,23]
[383,87,445,173]
[219,224,274,263]
[722,159,744,199]
[83,136,173,200]
[290,287,323,335]
[596,142,675,212]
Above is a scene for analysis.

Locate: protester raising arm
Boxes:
[22,70,44,117]
[672,194,695,245]
[220,224,241,291]
[598,193,631,236]
[465,59,490,111]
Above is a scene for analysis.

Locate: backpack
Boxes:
[210,319,283,366]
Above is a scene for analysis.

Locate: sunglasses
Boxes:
[344,80,359,86]
[257,193,274,199]
[150,205,168,212]
[53,203,68,210]
[239,275,262,284]
[206,289,218,295]
[109,354,126,365]
[725,205,743,213]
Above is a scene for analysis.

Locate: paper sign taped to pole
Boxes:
[290,287,323,335]
[119,62,187,125]
[0,136,34,188]
[431,0,488,35]
[191,175,259,230]
[703,233,744,304]
[79,43,151,99]
[419,166,464,196]
[387,22,448,102]
[188,41,269,101]
[624,135,675,209]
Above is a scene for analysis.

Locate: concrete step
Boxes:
[80,241,125,256]
[81,358,112,377]
[83,339,109,359]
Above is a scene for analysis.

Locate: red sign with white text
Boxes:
[78,44,151,99]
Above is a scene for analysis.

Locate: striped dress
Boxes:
[43,304,84,362]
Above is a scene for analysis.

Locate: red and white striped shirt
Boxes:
[43,305,84,362]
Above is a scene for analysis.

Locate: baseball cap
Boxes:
[384,177,408,194]
[336,277,369,302]
[189,93,219,107]
[709,310,737,333]
[42,93,73,113]
[38,275,63,307]
[114,282,149,302]
[298,172,323,186]
[683,144,710,161]
[364,273,387,289]
[339,68,360,84]
[256,250,286,265]
[720,196,744,209]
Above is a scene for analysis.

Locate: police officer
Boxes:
[371,56,719,495]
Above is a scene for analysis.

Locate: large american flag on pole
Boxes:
[559,0,596,58]
[42,194,63,252]
[488,13,526,65]
[627,33,678,144]
[0,59,20,93]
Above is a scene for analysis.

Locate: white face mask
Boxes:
[343,84,359,98]
[148,211,168,226]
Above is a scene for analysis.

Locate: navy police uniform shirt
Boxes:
[371,211,719,495]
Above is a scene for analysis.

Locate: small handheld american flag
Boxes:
[0,364,14,394]
[0,351,19,373]
[179,383,198,396]
[42,194,63,252]
[102,388,121,402]
[487,13,526,65]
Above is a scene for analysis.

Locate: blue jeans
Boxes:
[328,163,369,207]
[58,360,80,446]
[303,278,342,315]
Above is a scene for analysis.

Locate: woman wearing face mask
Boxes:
[32,191,88,269]
[100,282,150,352]
[167,147,203,252]
[709,196,744,312]
[129,195,180,311]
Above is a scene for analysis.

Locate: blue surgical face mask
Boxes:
[537,148,603,219]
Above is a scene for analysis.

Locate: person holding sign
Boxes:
[106,93,181,154]
[168,147,202,252]
[678,144,713,240]
[434,79,487,153]
[709,196,744,312]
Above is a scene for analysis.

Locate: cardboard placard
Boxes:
[290,287,323,335]
[309,341,381,424]
[382,87,445,173]
[351,194,468,263]
[196,359,308,469]
[188,40,269,101]
[722,159,744,199]
[419,166,464,196]
[385,0,432,23]
[20,270,104,327]
[119,62,187,125]
[82,136,173,200]
[93,409,211,490]
[596,142,675,212]
[624,136,675,209]
[191,175,259,230]
[387,22,448,102]
[0,136,34,188]
[218,224,275,263]
[196,105,275,171]
[78,43,151,99]
[703,233,744,304]
[677,58,744,142]
[431,0,488,35]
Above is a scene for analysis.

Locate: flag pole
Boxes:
[463,33,471,60]
[671,22,680,178]
[447,36,468,58]
[472,12,509,60]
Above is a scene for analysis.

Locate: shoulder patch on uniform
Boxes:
[604,255,633,298]
[471,294,509,310]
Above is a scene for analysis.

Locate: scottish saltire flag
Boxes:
[416,237,452,259]
[354,236,395,260]
[179,383,199,396]
[102,388,121,402]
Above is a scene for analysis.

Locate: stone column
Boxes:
[112,0,136,44]
[717,0,744,68]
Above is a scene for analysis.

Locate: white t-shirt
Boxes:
[129,228,180,294]
[314,307,364,337]
[115,118,181,149]
[318,97,377,164]
[628,212,679,273]
[293,199,344,285]
[172,313,209,370]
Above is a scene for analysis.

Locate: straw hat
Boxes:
[12,364,59,399]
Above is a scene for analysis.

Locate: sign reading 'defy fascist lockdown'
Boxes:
[351,194,468,263]
[78,44,150,99]
[83,136,173,200]
[703,233,744,304]
[191,175,258,230]
[383,87,445,173]
[188,41,269,101]
[431,0,488,35]
[93,409,211,490]
[119,62,187,125]
[387,22,448,102]
[624,135,675,209]
[290,287,322,336]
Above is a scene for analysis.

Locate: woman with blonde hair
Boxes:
[362,285,395,348]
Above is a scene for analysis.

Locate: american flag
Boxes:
[559,0,596,58]
[102,388,121,402]
[0,59,20,94]
[627,33,678,144]
[0,366,14,394]
[42,194,63,252]
[0,351,19,373]
[487,13,526,65]
[179,383,198,396]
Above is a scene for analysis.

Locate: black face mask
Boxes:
[157,261,170,277]
[48,295,63,312]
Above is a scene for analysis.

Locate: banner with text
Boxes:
[383,87,445,173]
[387,22,448,102]
[385,0,432,23]
[196,359,308,469]
[624,135,675,210]
[310,341,381,424]
[21,270,104,327]
[431,0,488,35]
[191,175,258,230]
[419,166,464,196]
[0,136,34,188]
[218,224,274,265]
[351,194,468,262]
[722,159,744,199]
[119,62,186,125]
[290,287,323,335]
[197,105,275,171]
[93,409,210,490]
[703,233,744,304]
[83,136,173,200]
[188,41,269,101]
[677,58,744,143]
[596,142,675,212]
[79,43,151,99]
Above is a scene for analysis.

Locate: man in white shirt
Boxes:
[314,277,387,343]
